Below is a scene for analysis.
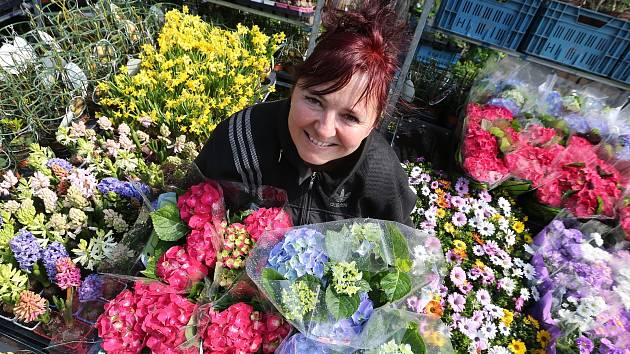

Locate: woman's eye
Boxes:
[345,114,359,123]
[305,96,320,106]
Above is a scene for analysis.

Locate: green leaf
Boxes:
[561,189,578,200]
[597,196,604,214]
[386,223,412,272]
[356,279,371,293]
[596,165,614,178]
[261,268,285,297]
[325,287,359,320]
[140,239,170,279]
[380,269,412,303]
[564,162,585,168]
[150,202,188,241]
[402,322,426,354]
[325,226,354,262]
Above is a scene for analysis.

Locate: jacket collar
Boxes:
[276,98,373,190]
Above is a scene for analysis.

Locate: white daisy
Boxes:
[478,221,496,237]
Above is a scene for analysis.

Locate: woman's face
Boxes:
[288,73,379,166]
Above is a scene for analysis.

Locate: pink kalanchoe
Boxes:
[243,207,293,241]
[201,302,265,353]
[177,181,224,227]
[219,223,253,270]
[141,292,197,354]
[185,226,218,268]
[96,289,145,354]
[14,290,47,323]
[156,246,208,292]
[55,257,81,289]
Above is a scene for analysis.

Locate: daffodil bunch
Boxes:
[98,6,285,146]
[402,157,546,354]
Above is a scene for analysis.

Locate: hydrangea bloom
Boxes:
[177,181,224,226]
[96,289,145,353]
[141,291,197,354]
[219,223,253,270]
[185,226,218,268]
[9,230,43,272]
[78,274,103,302]
[243,207,292,241]
[42,242,68,282]
[156,246,208,291]
[267,227,328,280]
[275,333,334,354]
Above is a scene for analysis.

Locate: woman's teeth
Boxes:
[307,133,333,147]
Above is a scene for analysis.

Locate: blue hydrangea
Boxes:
[563,113,589,134]
[487,97,520,116]
[45,158,74,172]
[78,274,103,302]
[42,242,69,281]
[97,177,151,201]
[313,292,374,338]
[9,230,43,272]
[275,333,334,354]
[545,91,563,117]
[267,227,328,280]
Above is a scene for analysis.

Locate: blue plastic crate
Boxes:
[611,44,630,84]
[434,0,542,50]
[522,1,630,77]
[415,43,462,68]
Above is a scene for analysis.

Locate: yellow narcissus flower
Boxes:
[14,290,47,323]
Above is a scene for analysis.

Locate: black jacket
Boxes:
[194,99,417,226]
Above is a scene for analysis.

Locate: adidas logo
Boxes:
[329,188,351,208]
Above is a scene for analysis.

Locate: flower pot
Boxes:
[37,311,94,354]
[275,2,288,8]
[13,318,41,331]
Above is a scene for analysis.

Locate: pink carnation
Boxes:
[244,207,292,241]
[141,293,197,354]
[55,257,81,290]
[156,246,208,292]
[185,226,218,268]
[96,289,145,354]
[177,181,225,227]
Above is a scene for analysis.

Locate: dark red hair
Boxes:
[293,0,409,123]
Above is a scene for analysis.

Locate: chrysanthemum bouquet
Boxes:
[403,158,546,354]
[97,6,284,148]
[530,217,630,353]
[246,218,449,352]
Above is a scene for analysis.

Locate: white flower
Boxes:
[476,289,491,306]
[498,218,510,233]
[473,245,484,256]
[511,266,523,278]
[2,200,20,213]
[485,304,504,319]
[97,116,114,131]
[68,208,88,231]
[410,166,422,178]
[136,130,150,143]
[36,188,58,213]
[118,123,131,136]
[521,263,536,280]
[531,287,540,301]
[29,171,50,192]
[159,124,171,137]
[504,230,516,247]
[477,221,496,237]
[429,193,438,202]
[421,186,431,196]
[119,134,135,151]
[498,277,516,295]
[497,197,510,211]
[498,322,510,336]
[69,120,88,138]
[172,135,186,154]
[104,139,120,156]
[67,168,98,198]
[580,243,612,263]
[519,288,530,301]
[459,204,472,214]
[488,346,509,354]
[138,115,152,127]
[479,322,497,340]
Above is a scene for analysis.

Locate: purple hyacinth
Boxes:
[42,242,69,281]
[45,158,74,172]
[78,274,103,302]
[267,227,329,280]
[9,230,42,272]
[97,177,151,201]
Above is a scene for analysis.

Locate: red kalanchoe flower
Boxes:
[96,289,145,354]
[55,257,81,289]
[177,181,224,227]
[156,246,208,292]
[243,207,292,241]
[218,223,253,270]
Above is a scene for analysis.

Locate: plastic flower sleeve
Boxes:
[530,214,630,353]
[246,218,446,351]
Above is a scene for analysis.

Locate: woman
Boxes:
[194,0,416,226]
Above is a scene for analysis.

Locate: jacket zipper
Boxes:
[299,172,317,225]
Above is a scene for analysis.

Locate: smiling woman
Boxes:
[194,0,417,226]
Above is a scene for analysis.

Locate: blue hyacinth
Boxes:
[45,158,74,172]
[42,241,69,281]
[267,227,329,280]
[97,177,151,201]
[9,230,43,272]
[78,274,103,302]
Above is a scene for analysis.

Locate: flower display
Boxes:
[531,218,630,353]
[9,230,43,272]
[96,289,145,353]
[156,245,208,292]
[267,227,329,280]
[185,227,218,268]
[140,289,197,353]
[198,302,291,354]
[14,290,47,323]
[177,180,224,227]
[403,158,544,353]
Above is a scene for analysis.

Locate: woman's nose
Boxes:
[314,110,336,138]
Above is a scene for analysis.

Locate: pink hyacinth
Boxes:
[185,226,218,268]
[156,246,208,292]
[177,181,225,227]
[96,289,145,354]
[243,207,292,241]
[200,302,289,354]
[55,257,81,289]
